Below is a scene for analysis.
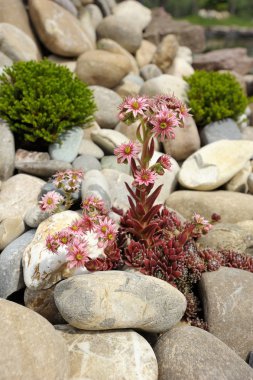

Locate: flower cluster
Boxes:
[45,196,121,270]
[39,169,83,213]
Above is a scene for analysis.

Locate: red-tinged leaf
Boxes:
[130,158,138,174]
[149,137,155,158]
[136,202,145,216]
[136,124,143,143]
[125,182,139,202]
[146,185,163,209]
[142,223,158,237]
[127,196,138,218]
[142,204,162,224]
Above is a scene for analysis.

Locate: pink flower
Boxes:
[114,141,141,164]
[133,169,157,187]
[57,230,74,245]
[46,235,60,253]
[53,170,83,192]
[150,108,179,141]
[67,219,85,234]
[82,196,107,217]
[177,102,191,120]
[39,191,64,212]
[119,96,150,118]
[193,213,210,226]
[66,238,89,269]
[94,217,118,248]
[158,154,172,170]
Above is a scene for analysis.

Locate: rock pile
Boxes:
[0,0,253,379]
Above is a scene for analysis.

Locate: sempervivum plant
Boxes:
[0,59,96,144]
[40,94,253,329]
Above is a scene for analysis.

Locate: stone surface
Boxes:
[101,156,130,174]
[140,74,188,102]
[29,0,93,56]
[78,6,96,47]
[163,116,200,161]
[97,15,142,53]
[15,149,50,163]
[198,223,253,254]
[154,325,253,380]
[152,34,179,72]
[0,230,35,298]
[54,271,186,332]
[25,285,65,324]
[0,122,15,180]
[112,0,151,31]
[72,154,101,172]
[0,173,45,220]
[81,4,103,29]
[91,128,129,154]
[24,205,50,228]
[178,140,253,190]
[166,190,253,223]
[48,54,77,71]
[225,161,252,193]
[76,50,131,88]
[0,22,40,61]
[53,0,78,16]
[78,138,104,159]
[143,8,205,53]
[0,0,38,41]
[23,211,104,289]
[0,215,25,251]
[97,38,139,75]
[248,173,253,194]
[193,48,253,75]
[200,267,253,360]
[90,85,122,129]
[15,160,72,177]
[200,118,242,145]
[81,169,111,208]
[140,63,162,81]
[136,39,156,68]
[0,299,69,380]
[49,127,83,163]
[56,326,158,380]
[166,57,194,78]
[176,46,193,64]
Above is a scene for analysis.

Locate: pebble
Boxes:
[15,160,72,177]
[200,118,242,145]
[81,169,111,208]
[91,128,129,154]
[49,127,83,163]
[78,138,104,159]
[72,154,101,172]
[0,122,15,180]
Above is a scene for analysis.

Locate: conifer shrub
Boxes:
[0,60,96,144]
[185,70,248,127]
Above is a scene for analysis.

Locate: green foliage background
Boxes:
[185,71,248,126]
[0,60,96,144]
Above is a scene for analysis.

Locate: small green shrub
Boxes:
[0,59,96,144]
[185,70,248,127]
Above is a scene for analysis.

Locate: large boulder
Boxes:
[154,325,253,380]
[200,268,253,360]
[29,0,93,56]
[193,48,253,75]
[0,299,69,380]
[76,50,131,88]
[54,271,186,333]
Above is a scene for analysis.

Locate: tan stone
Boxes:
[178,140,253,190]
[166,190,253,223]
[0,0,37,42]
[76,50,131,88]
[0,299,69,380]
[97,38,139,74]
[0,122,15,181]
[152,34,179,72]
[225,161,252,193]
[163,116,200,161]
[0,174,45,221]
[154,325,253,380]
[0,23,40,61]
[166,57,194,78]
[29,0,93,57]
[200,268,253,360]
[136,39,156,68]
[0,215,25,251]
[54,271,187,333]
[56,326,158,380]
[112,0,151,31]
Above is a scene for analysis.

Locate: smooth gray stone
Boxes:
[40,182,80,202]
[49,127,83,163]
[81,169,111,209]
[200,119,242,145]
[123,73,144,86]
[72,154,101,172]
[0,230,36,298]
[0,122,15,180]
[24,205,49,228]
[248,173,253,194]
[101,156,130,174]
[140,64,162,81]
[15,160,72,177]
